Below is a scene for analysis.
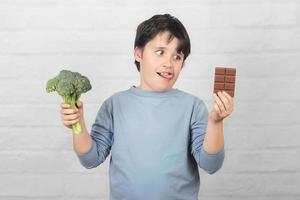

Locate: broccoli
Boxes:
[46,70,92,134]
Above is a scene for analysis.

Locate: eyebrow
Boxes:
[154,46,183,55]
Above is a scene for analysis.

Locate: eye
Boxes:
[175,55,183,61]
[155,50,164,56]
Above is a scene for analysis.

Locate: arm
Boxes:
[202,115,224,153]
[76,99,114,169]
[72,109,93,154]
[61,101,93,154]
[190,91,233,174]
[203,91,233,153]
[61,100,113,169]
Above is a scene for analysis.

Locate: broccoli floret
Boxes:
[46,70,92,134]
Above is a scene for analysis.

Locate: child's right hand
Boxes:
[60,101,84,129]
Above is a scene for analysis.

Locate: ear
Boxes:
[134,47,143,62]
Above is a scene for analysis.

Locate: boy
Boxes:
[60,14,234,200]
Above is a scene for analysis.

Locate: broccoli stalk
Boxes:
[46,70,92,134]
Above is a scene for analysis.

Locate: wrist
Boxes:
[209,112,224,124]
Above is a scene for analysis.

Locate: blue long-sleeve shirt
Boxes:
[76,85,225,200]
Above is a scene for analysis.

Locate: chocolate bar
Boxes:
[213,67,236,97]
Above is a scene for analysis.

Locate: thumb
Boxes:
[76,101,83,108]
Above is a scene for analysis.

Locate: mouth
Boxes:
[156,72,174,80]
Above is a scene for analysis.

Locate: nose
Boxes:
[163,57,172,68]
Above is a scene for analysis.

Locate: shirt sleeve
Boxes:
[76,98,114,169]
[190,98,225,174]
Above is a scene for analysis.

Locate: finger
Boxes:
[76,101,83,108]
[217,91,232,112]
[215,92,227,113]
[217,91,229,106]
[61,108,78,115]
[213,101,221,114]
[61,103,70,109]
[222,91,233,103]
[213,93,224,116]
[63,113,80,121]
[63,123,72,128]
[221,91,234,112]
[64,118,79,126]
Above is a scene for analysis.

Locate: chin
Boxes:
[155,84,173,92]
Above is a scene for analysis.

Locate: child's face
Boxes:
[134,31,184,92]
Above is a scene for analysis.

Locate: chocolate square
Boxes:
[213,67,236,97]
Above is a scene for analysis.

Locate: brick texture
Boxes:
[1,0,300,199]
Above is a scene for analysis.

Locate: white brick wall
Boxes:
[1,0,299,199]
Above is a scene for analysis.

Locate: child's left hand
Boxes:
[210,91,234,122]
